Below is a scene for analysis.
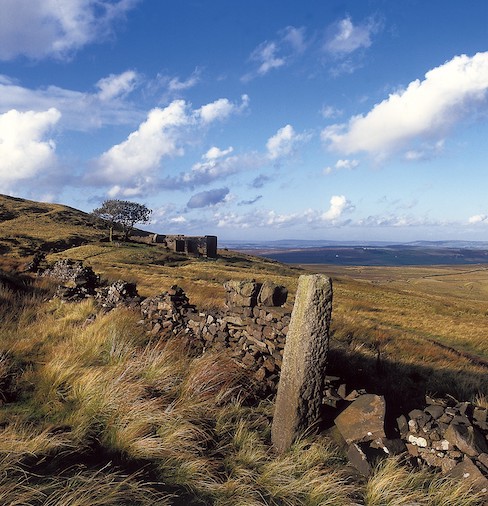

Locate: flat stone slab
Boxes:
[334,394,386,444]
[444,423,488,457]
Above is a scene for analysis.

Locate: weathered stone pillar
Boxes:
[271,274,332,453]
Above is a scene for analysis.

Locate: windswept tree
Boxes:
[92,200,152,242]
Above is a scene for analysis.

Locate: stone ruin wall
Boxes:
[138,279,290,394]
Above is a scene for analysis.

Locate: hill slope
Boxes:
[0,194,108,256]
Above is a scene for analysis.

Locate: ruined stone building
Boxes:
[151,234,217,258]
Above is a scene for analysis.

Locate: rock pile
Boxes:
[96,280,142,310]
[325,379,488,493]
[140,280,291,392]
[43,259,99,301]
[398,398,488,491]
[140,286,202,349]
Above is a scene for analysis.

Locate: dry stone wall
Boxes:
[139,279,290,392]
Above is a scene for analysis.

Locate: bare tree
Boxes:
[92,200,152,242]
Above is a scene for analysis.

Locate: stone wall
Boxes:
[139,279,290,393]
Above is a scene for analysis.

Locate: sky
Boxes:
[1,0,488,242]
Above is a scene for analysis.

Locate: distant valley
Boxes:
[222,240,488,266]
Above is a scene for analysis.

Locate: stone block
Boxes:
[334,394,386,444]
[257,281,288,307]
[444,423,488,457]
[447,457,488,493]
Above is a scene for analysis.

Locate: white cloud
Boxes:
[266,124,308,160]
[96,100,190,186]
[92,96,250,194]
[468,214,488,224]
[243,25,306,81]
[0,0,139,61]
[168,69,201,92]
[322,52,488,158]
[251,42,286,76]
[97,70,139,101]
[196,94,249,124]
[214,196,353,230]
[324,158,359,174]
[282,26,306,54]
[321,105,342,119]
[204,146,234,160]
[170,215,187,224]
[182,151,262,187]
[0,108,61,189]
[324,16,378,55]
[321,195,351,221]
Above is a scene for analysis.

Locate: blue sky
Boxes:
[1,0,488,242]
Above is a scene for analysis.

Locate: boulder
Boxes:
[257,281,288,307]
[334,394,386,444]
[444,423,488,457]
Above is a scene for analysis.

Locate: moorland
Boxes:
[0,193,487,505]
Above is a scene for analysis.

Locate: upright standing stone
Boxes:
[271,274,333,453]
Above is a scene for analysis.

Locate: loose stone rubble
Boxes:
[42,259,488,492]
[42,259,100,301]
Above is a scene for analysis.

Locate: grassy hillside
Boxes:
[0,193,108,256]
[0,195,487,504]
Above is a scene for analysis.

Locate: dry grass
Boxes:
[364,457,485,505]
[1,267,486,505]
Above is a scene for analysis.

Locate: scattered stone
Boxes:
[444,423,488,457]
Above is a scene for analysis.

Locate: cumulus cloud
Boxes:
[196,94,249,124]
[266,124,308,160]
[0,108,61,189]
[0,0,139,61]
[323,158,359,175]
[321,195,352,221]
[182,151,262,187]
[215,195,353,230]
[324,16,378,55]
[204,146,234,160]
[94,100,189,190]
[96,70,139,101]
[187,187,230,208]
[322,52,488,158]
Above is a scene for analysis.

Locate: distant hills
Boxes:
[222,239,488,266]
